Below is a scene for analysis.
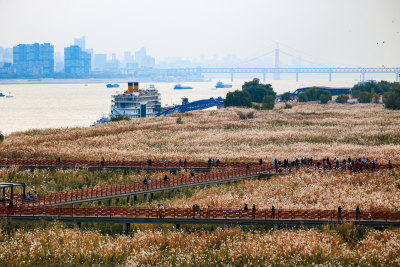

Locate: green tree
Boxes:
[298,93,308,102]
[383,85,400,110]
[351,81,395,98]
[336,94,349,103]
[280,92,291,102]
[319,94,330,104]
[373,94,380,103]
[261,95,275,110]
[224,90,252,108]
[0,131,4,144]
[358,92,373,103]
[110,114,131,122]
[242,78,276,103]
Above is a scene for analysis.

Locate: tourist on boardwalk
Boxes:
[244,203,249,216]
[355,205,360,220]
[156,204,161,218]
[184,158,188,168]
[259,159,263,165]
[163,174,169,185]
[148,159,152,166]
[216,159,220,167]
[338,206,343,218]
[252,204,256,219]
[208,158,212,168]
[160,204,165,218]
[206,205,211,218]
[178,159,182,167]
[33,191,38,200]
[271,205,275,218]
[57,157,61,165]
[101,157,105,167]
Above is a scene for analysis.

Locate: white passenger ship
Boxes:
[111,82,162,119]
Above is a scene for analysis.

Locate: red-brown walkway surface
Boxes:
[1,206,399,227]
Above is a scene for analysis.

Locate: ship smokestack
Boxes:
[128,82,134,92]
[134,82,139,92]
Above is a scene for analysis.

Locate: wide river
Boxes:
[0,78,378,135]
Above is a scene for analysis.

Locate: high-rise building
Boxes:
[94,53,107,71]
[13,43,54,75]
[74,36,86,50]
[64,45,91,74]
[134,48,146,66]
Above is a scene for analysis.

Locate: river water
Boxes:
[0,77,384,135]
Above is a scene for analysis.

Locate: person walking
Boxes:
[244,203,249,216]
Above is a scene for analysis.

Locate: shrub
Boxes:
[0,131,4,144]
[383,86,400,110]
[110,114,130,122]
[280,92,291,102]
[319,94,330,104]
[237,111,254,120]
[261,95,275,110]
[176,117,183,124]
[358,92,372,103]
[284,103,292,109]
[224,90,252,108]
[336,95,349,103]
[252,103,261,110]
[297,87,331,102]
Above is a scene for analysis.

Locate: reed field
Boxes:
[1,103,400,163]
[0,225,399,266]
[145,169,400,212]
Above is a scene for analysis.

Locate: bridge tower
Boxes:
[274,42,280,80]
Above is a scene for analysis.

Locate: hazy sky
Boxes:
[0,0,399,66]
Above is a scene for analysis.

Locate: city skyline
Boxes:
[0,0,399,67]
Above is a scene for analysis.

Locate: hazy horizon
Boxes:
[0,0,399,67]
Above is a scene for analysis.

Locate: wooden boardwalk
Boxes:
[1,206,399,228]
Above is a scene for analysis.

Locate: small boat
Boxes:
[5,92,13,98]
[174,84,192,90]
[106,84,120,88]
[215,81,232,88]
[0,93,4,97]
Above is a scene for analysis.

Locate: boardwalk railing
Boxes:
[0,158,397,170]
[1,206,400,222]
[10,166,268,206]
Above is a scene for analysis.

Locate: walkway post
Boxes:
[123,223,130,234]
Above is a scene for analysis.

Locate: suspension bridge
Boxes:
[161,43,400,82]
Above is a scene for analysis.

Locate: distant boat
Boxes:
[174,84,192,90]
[106,84,120,88]
[84,84,88,86]
[215,81,232,88]
[0,92,4,97]
[5,92,13,98]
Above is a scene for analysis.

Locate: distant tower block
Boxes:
[274,42,280,80]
